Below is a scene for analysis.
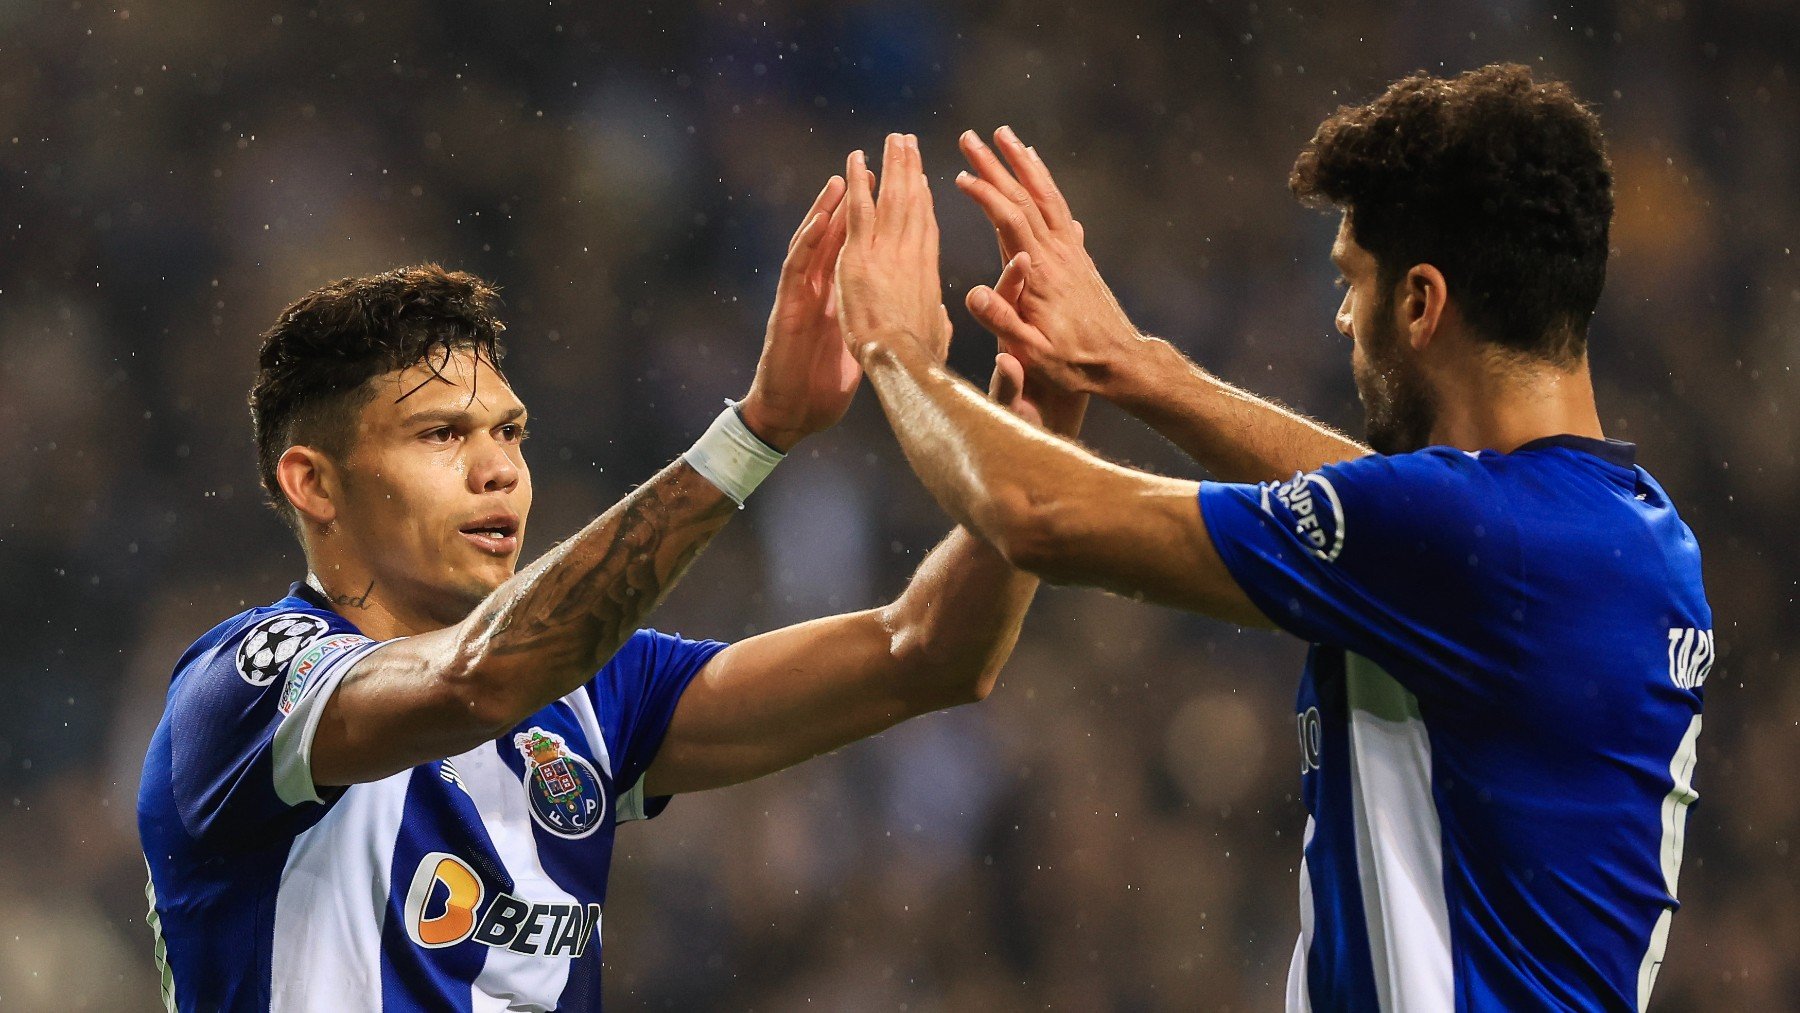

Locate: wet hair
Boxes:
[1290,63,1613,363]
[249,264,507,533]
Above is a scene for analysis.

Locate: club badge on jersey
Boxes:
[515,727,605,838]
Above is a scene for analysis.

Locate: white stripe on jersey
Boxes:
[463,743,581,1011]
[560,688,616,797]
[1345,653,1454,1012]
[1285,816,1317,1012]
[270,771,412,1011]
[1636,713,1702,1010]
[560,687,645,825]
[145,859,179,1012]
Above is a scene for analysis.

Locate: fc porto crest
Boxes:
[513,727,605,839]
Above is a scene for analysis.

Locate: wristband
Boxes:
[682,402,786,507]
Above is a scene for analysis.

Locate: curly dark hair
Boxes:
[249,264,508,533]
[1290,64,1613,362]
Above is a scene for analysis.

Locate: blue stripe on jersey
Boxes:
[1298,648,1380,1010]
[142,755,298,1012]
[139,599,350,1012]
[379,764,515,1010]
[494,702,613,1006]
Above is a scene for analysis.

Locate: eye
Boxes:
[1332,275,1349,291]
[497,423,530,444]
[422,426,458,445]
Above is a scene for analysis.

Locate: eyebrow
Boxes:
[400,404,528,429]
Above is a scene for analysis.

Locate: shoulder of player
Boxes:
[592,627,727,676]
[173,599,353,692]
[1302,449,1517,559]
[1314,447,1499,513]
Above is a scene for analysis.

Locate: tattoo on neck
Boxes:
[326,579,376,610]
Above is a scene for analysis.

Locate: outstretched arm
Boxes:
[831,135,1268,626]
[954,126,1367,483]
[646,137,1092,795]
[310,176,862,788]
[854,330,1266,627]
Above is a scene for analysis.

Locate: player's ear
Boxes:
[1403,262,1448,352]
[277,445,340,528]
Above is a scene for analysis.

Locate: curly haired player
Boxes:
[838,67,1712,1011]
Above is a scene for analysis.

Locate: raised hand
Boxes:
[985,251,1088,439]
[834,134,947,363]
[739,175,860,452]
[955,127,1155,401]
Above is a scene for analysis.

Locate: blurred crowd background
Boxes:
[3,0,1797,1009]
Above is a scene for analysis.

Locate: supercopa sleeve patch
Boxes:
[235,612,333,687]
[1261,471,1347,562]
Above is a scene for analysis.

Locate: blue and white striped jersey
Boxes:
[137,582,724,1012]
[1199,435,1711,1012]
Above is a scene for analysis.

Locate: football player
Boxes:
[138,175,1082,1010]
[839,66,1712,1011]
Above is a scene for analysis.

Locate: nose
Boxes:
[1335,289,1354,341]
[467,435,521,495]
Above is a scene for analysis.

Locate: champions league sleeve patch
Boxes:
[235,612,333,688]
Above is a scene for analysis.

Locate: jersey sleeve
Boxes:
[1198,450,1517,704]
[586,628,728,823]
[165,607,393,845]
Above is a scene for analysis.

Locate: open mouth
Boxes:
[459,516,520,555]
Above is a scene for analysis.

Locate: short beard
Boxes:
[1353,296,1437,455]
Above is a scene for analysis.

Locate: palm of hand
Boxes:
[766,270,860,432]
[743,177,863,446]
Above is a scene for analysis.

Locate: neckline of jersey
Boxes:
[1509,433,1638,468]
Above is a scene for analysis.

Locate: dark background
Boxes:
[2,1,1795,1008]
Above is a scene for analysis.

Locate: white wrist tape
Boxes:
[682,402,785,507]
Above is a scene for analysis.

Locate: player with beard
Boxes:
[137,173,1084,1010]
[833,66,1712,1011]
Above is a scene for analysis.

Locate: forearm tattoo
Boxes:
[468,459,735,673]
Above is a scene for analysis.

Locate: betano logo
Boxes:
[403,852,602,957]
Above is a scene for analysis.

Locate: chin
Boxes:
[470,565,515,598]
[441,566,513,615]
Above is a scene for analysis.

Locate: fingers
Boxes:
[875,133,909,235]
[966,282,1052,360]
[909,136,940,271]
[789,176,846,251]
[901,134,926,243]
[957,129,1049,247]
[995,251,1030,306]
[992,125,1074,230]
[988,352,1045,426]
[891,134,917,240]
[988,350,1025,405]
[777,210,830,292]
[843,150,876,243]
[807,192,853,293]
